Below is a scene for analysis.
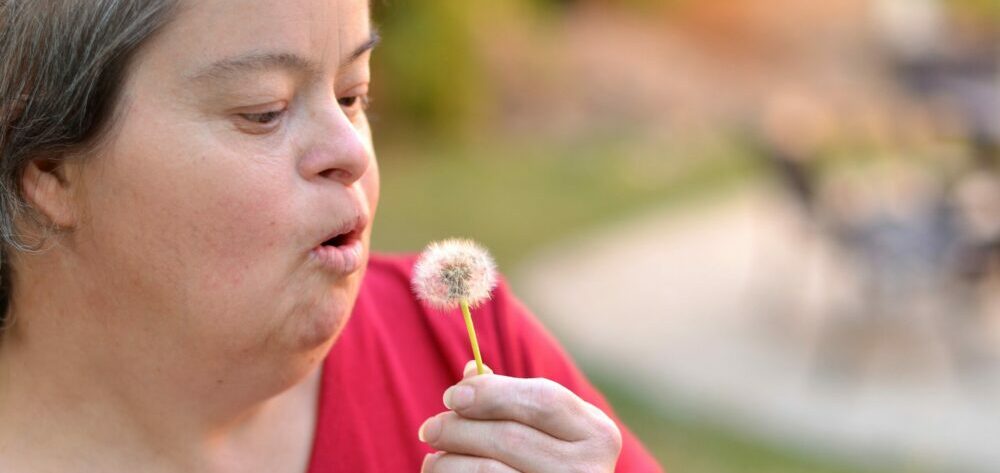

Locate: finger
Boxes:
[420,411,568,473]
[463,360,494,378]
[422,452,520,473]
[443,375,596,441]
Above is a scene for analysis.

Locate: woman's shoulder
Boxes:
[367,251,418,268]
[358,252,422,303]
[365,252,419,279]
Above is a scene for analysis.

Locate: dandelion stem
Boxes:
[460,299,485,375]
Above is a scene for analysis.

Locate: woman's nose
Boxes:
[297,107,372,186]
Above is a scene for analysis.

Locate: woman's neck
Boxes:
[0,265,323,473]
[0,336,321,472]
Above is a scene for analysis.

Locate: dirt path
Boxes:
[513,185,1000,473]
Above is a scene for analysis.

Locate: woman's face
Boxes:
[66,0,379,362]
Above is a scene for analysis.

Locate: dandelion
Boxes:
[412,239,498,375]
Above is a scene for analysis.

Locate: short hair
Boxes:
[0,0,179,323]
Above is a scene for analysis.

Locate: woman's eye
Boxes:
[239,110,284,124]
[338,94,370,113]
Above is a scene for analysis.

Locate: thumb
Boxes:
[463,360,493,378]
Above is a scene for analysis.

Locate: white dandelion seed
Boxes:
[412,238,498,376]
[412,238,498,310]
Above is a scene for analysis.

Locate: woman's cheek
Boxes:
[202,189,287,262]
[362,160,380,215]
[165,161,290,288]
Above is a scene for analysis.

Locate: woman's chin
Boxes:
[295,306,351,352]
[244,266,367,362]
[287,287,359,353]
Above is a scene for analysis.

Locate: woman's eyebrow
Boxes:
[187,52,320,83]
[348,29,381,65]
[187,30,381,83]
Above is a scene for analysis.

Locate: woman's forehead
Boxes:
[159,0,372,77]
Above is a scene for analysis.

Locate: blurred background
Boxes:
[367,1,1000,472]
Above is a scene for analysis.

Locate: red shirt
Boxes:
[306,254,664,472]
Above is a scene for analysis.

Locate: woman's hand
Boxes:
[419,361,622,473]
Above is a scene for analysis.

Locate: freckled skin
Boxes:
[67,0,380,361]
[5,0,380,411]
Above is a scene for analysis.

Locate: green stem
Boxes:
[460,299,485,375]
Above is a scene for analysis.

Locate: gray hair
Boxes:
[0,0,178,324]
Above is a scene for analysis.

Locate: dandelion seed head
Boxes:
[412,238,498,310]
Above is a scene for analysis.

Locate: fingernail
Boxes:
[422,452,442,471]
[463,360,492,377]
[418,416,442,443]
[443,385,474,410]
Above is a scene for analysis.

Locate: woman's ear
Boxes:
[21,158,80,228]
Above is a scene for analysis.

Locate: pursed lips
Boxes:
[309,204,370,275]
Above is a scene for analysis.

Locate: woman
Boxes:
[0,1,662,472]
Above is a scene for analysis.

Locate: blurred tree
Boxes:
[952,0,1000,18]
[371,2,492,141]
[368,0,680,143]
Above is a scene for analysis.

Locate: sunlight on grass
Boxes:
[372,136,759,270]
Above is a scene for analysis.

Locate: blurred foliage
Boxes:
[368,0,686,140]
[371,135,760,270]
[370,2,489,138]
[952,0,1000,18]
[369,1,558,139]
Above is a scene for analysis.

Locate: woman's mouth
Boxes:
[310,218,367,275]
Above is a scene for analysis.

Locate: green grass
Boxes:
[371,135,759,270]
